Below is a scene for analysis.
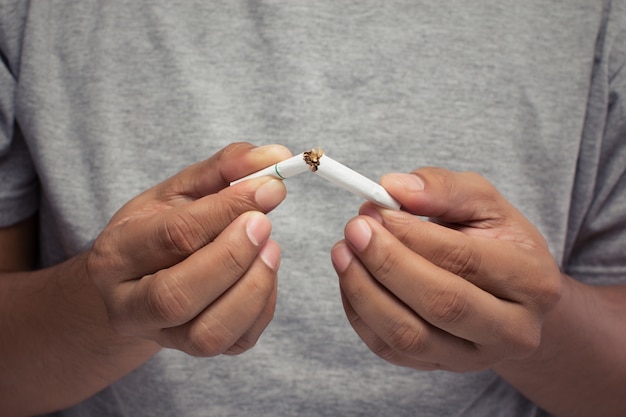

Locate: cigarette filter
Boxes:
[231,148,401,210]
[230,153,311,185]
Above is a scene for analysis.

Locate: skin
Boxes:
[2,147,624,416]
[0,143,292,417]
[331,168,626,417]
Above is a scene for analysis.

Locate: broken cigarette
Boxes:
[231,148,401,210]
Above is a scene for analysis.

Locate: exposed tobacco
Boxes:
[303,147,324,172]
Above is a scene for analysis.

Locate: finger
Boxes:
[358,205,555,305]
[341,216,540,358]
[123,143,292,209]
[333,242,483,372]
[111,211,274,335]
[90,143,290,280]
[159,239,280,357]
[98,176,287,279]
[339,287,440,371]
[223,242,280,355]
[380,169,520,226]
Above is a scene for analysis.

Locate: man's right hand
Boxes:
[87,142,291,356]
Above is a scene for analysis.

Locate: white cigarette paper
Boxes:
[231,149,401,210]
[315,155,401,210]
[230,153,311,184]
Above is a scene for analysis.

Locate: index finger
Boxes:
[120,143,292,213]
[380,168,514,225]
[97,176,287,279]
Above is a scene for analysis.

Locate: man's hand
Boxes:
[0,143,294,415]
[331,167,563,372]
[88,142,292,356]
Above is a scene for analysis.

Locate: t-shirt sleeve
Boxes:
[0,47,39,228]
[565,21,626,284]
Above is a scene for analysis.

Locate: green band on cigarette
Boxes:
[274,163,286,179]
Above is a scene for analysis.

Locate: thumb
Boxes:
[380,167,514,224]
[153,142,292,200]
[116,142,292,217]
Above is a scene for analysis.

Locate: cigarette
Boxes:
[231,148,401,210]
[230,152,312,184]
[315,154,401,210]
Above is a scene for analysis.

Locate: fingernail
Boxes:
[396,173,425,193]
[246,213,271,246]
[251,144,288,154]
[259,241,281,271]
[346,218,372,252]
[331,242,354,273]
[255,179,287,211]
[360,205,383,224]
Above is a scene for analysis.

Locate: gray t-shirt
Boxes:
[1,1,625,416]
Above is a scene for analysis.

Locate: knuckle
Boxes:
[161,212,205,256]
[424,287,469,325]
[517,329,541,357]
[146,274,193,325]
[463,171,491,187]
[435,242,480,280]
[225,334,258,355]
[341,280,368,309]
[386,319,429,356]
[216,239,250,278]
[185,319,234,357]
[536,261,564,309]
[426,167,457,196]
[200,199,249,239]
[87,230,122,278]
[371,251,400,284]
[459,171,498,198]
[505,323,541,359]
[370,338,400,363]
[220,142,250,159]
[541,275,563,309]
[85,245,106,281]
[521,254,564,310]
[241,274,275,303]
